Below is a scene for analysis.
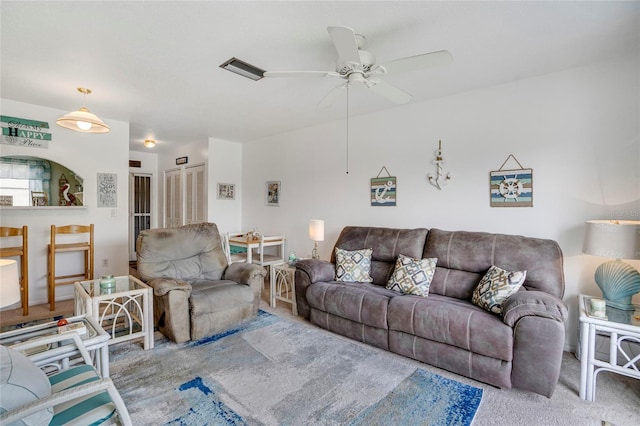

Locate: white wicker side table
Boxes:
[271,264,298,316]
[578,294,640,401]
[74,275,154,350]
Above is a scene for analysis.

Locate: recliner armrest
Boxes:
[147,277,192,297]
[502,290,568,327]
[223,262,266,285]
[295,259,335,283]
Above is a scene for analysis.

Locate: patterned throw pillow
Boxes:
[335,247,373,283]
[386,254,437,297]
[472,265,527,314]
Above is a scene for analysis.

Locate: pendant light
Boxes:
[144,139,156,148]
[56,88,110,133]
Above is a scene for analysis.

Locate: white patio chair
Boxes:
[1,331,132,426]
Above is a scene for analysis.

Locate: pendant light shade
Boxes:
[144,139,156,148]
[56,88,110,133]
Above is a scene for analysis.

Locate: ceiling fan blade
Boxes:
[367,80,413,104]
[381,50,453,74]
[263,71,337,78]
[327,26,361,64]
[318,84,347,109]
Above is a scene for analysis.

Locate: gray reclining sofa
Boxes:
[295,226,568,397]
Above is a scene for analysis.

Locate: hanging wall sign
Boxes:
[371,166,397,207]
[97,172,117,208]
[490,154,533,207]
[0,115,51,149]
[176,156,188,165]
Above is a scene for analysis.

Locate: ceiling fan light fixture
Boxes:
[220,57,265,81]
[144,139,156,148]
[56,88,110,133]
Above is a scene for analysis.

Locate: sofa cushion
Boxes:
[424,228,564,299]
[472,265,526,314]
[387,294,514,361]
[306,281,394,329]
[332,227,429,285]
[386,255,437,297]
[335,248,373,283]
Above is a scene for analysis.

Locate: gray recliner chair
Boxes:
[136,223,265,343]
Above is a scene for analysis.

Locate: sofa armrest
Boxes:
[294,259,336,319]
[147,277,192,297]
[503,291,568,397]
[295,259,335,283]
[502,290,568,327]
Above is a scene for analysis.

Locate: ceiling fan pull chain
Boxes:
[346,84,350,175]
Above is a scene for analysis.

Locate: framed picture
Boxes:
[0,195,13,206]
[217,183,235,200]
[97,172,117,208]
[31,191,48,206]
[266,181,280,206]
[489,168,533,207]
[370,176,397,206]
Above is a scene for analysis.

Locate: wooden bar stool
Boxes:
[48,224,94,311]
[0,226,29,316]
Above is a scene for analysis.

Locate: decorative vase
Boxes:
[100,274,116,289]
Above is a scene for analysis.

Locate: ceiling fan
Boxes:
[264,26,453,108]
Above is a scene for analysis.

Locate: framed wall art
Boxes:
[97,172,117,208]
[371,166,396,207]
[266,181,280,206]
[217,183,235,200]
[490,154,533,207]
[31,191,48,206]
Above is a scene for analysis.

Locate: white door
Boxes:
[164,168,182,227]
[164,163,207,228]
[185,164,206,225]
[129,173,152,261]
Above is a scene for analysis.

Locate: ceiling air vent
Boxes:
[219,57,265,81]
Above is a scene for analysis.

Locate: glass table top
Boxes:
[583,295,640,327]
[79,275,146,297]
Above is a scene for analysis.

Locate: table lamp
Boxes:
[309,219,325,260]
[582,220,640,310]
[0,259,20,309]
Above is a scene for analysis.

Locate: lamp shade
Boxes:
[0,259,20,308]
[309,220,325,242]
[56,107,110,133]
[582,220,640,259]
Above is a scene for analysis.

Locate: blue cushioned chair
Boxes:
[0,332,132,426]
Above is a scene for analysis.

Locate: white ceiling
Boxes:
[1,1,638,153]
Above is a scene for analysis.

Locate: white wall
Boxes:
[242,51,640,351]
[0,99,130,306]
[207,137,243,234]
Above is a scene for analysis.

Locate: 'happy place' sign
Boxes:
[1,115,51,149]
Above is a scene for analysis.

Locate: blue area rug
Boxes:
[109,311,482,425]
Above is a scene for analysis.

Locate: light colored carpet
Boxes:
[109,310,640,426]
[109,311,482,425]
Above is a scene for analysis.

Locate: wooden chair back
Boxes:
[0,226,28,315]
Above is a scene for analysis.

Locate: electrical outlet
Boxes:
[102,258,109,267]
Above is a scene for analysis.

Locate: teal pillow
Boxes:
[472,265,526,314]
[0,345,54,425]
